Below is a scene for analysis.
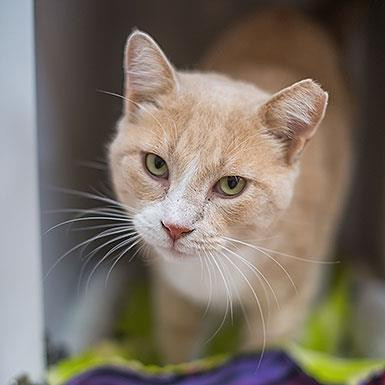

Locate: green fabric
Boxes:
[298,272,351,354]
[47,344,229,385]
[110,281,241,364]
[114,282,159,364]
[288,344,385,385]
[48,270,385,385]
[48,344,385,385]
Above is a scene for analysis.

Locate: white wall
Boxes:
[0,0,45,383]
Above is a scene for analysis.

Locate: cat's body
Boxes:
[109,9,351,363]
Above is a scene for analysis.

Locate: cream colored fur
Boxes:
[109,9,351,363]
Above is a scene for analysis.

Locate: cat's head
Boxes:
[109,31,328,259]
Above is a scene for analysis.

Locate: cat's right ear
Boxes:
[123,30,177,113]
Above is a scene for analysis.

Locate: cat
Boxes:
[108,9,351,363]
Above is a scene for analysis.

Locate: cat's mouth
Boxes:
[157,244,193,259]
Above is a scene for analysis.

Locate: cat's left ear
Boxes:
[257,79,328,164]
[123,30,177,113]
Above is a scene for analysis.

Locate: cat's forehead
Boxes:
[128,72,278,177]
[178,72,268,107]
[166,76,268,152]
[161,107,274,181]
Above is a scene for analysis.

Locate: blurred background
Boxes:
[0,0,384,383]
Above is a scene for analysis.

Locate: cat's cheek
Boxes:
[268,176,297,214]
[110,167,133,207]
[115,155,166,203]
[217,194,279,234]
[133,205,169,248]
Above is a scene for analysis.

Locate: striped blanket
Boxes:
[63,351,385,385]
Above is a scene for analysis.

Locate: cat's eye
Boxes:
[145,153,168,178]
[215,176,246,197]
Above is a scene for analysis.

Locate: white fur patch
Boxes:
[154,245,264,309]
[134,159,201,252]
[162,159,199,227]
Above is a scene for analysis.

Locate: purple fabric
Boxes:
[64,351,321,385]
[366,373,385,385]
[64,351,385,385]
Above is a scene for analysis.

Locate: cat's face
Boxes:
[109,31,327,260]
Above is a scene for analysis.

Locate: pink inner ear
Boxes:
[124,31,177,112]
[287,91,327,140]
[261,79,328,164]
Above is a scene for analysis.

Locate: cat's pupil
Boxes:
[154,156,164,169]
[227,176,239,189]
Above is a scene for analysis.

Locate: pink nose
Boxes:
[161,221,194,241]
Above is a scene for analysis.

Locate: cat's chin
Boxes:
[155,245,195,261]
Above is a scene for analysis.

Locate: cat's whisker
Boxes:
[252,248,298,294]
[203,251,230,344]
[218,250,266,368]
[77,230,138,293]
[127,238,145,263]
[80,230,137,262]
[104,236,143,288]
[257,245,339,265]
[71,223,128,232]
[45,226,134,279]
[45,216,133,234]
[216,247,257,341]
[60,206,133,236]
[218,244,280,311]
[244,235,283,243]
[46,190,138,265]
[198,253,204,282]
[78,249,100,296]
[47,207,133,220]
[49,186,135,212]
[85,234,141,294]
[223,235,337,265]
[238,292,253,339]
[222,236,298,293]
[141,242,155,264]
[216,255,235,325]
[46,205,125,213]
[201,249,214,319]
[224,241,273,315]
[214,252,234,323]
[75,159,108,171]
[98,89,170,143]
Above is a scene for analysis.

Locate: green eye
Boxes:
[216,176,246,197]
[145,153,168,178]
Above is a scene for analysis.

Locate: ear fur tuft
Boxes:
[258,79,328,163]
[123,30,177,112]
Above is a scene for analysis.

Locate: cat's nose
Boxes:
[161,221,194,241]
